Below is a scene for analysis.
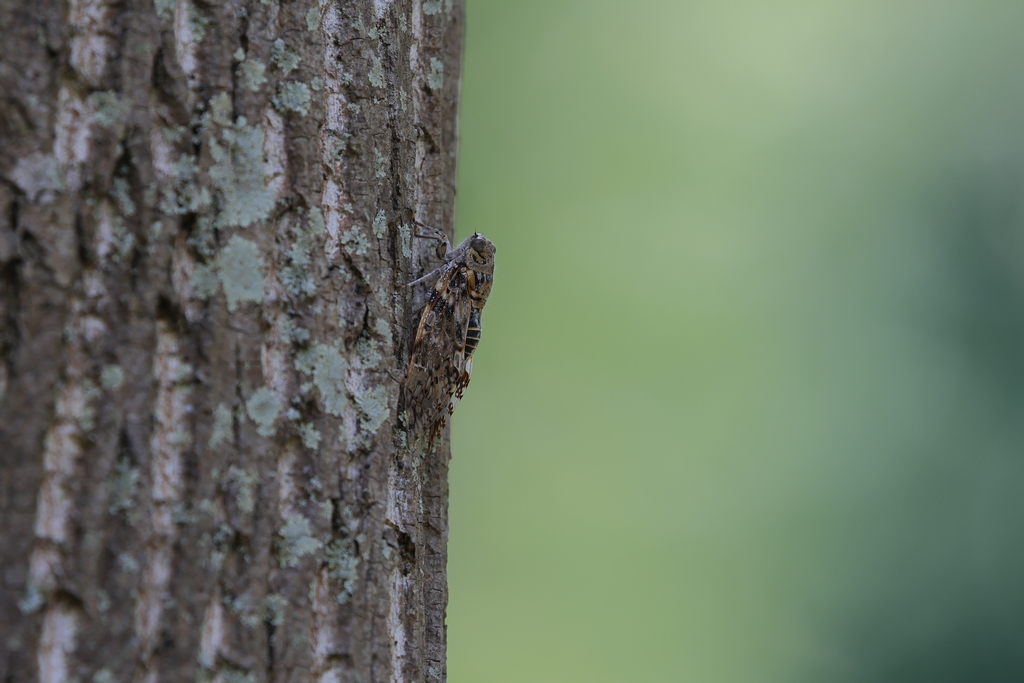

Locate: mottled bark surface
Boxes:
[0,0,463,680]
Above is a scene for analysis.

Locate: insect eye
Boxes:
[470,236,488,252]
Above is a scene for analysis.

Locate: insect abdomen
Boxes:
[465,309,482,357]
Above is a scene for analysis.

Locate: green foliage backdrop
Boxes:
[448,1,1024,680]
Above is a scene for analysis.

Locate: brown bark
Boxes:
[0,0,463,680]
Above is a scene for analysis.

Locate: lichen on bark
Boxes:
[0,0,465,681]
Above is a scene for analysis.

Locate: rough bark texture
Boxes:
[0,0,463,680]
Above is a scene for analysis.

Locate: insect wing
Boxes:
[405,265,472,445]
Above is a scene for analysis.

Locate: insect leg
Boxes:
[413,220,451,259]
[404,265,443,287]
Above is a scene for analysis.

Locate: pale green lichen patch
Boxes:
[298,422,321,450]
[341,225,369,256]
[237,59,267,92]
[209,403,233,448]
[280,220,317,299]
[277,515,321,567]
[372,210,387,238]
[209,121,275,228]
[310,76,323,92]
[117,553,140,573]
[218,666,255,683]
[160,153,211,216]
[428,58,444,90]
[100,364,124,390]
[273,82,311,116]
[233,48,246,62]
[265,594,288,626]
[90,91,130,129]
[305,6,320,30]
[295,343,348,416]
[278,315,311,344]
[399,223,412,258]
[355,385,389,434]
[108,455,140,516]
[189,5,209,40]
[423,0,441,14]
[76,379,101,431]
[374,148,387,179]
[271,39,301,75]
[325,539,358,604]
[245,387,279,437]
[356,335,382,369]
[217,236,265,311]
[210,92,233,127]
[191,263,219,299]
[308,207,325,236]
[187,215,217,259]
[154,0,174,20]
[374,317,391,338]
[228,466,259,514]
[368,55,384,88]
[111,177,135,216]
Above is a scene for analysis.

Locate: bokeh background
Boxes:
[447,1,1024,681]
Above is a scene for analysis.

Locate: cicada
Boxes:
[402,226,496,448]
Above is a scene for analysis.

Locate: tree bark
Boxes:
[0,0,463,680]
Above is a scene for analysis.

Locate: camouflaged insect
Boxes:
[402,227,496,448]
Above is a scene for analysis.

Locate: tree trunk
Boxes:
[0,0,463,680]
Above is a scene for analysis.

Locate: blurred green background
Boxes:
[447,1,1024,681]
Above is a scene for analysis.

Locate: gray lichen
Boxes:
[245,386,279,437]
[237,59,267,92]
[75,379,101,431]
[228,466,258,514]
[294,343,348,416]
[325,538,359,604]
[90,91,130,130]
[217,236,265,311]
[100,364,124,390]
[273,82,311,116]
[209,403,233,448]
[341,225,369,256]
[399,223,412,258]
[280,220,318,299]
[298,422,322,450]
[368,55,384,88]
[111,177,136,216]
[271,39,301,75]
[210,92,233,127]
[305,7,320,30]
[160,153,211,216]
[355,385,389,434]
[276,515,321,567]
[108,455,140,516]
[265,593,288,626]
[356,335,382,369]
[209,120,276,228]
[154,0,174,20]
[372,209,387,238]
[191,263,219,300]
[428,58,444,90]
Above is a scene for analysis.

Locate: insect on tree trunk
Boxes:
[0,0,464,680]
